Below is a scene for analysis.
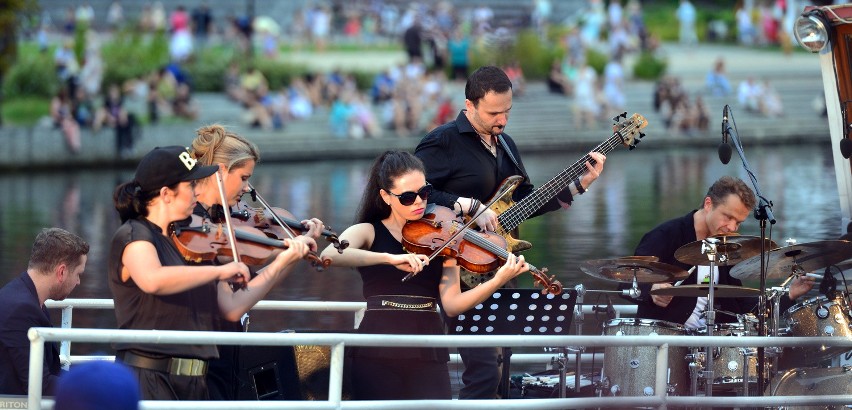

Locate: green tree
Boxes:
[0,0,38,127]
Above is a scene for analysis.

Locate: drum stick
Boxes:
[674,266,697,287]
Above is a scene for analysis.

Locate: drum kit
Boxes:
[558,234,852,403]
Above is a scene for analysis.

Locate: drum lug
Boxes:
[610,384,620,396]
[643,386,654,396]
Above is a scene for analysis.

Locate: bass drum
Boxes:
[602,318,689,397]
[768,366,852,409]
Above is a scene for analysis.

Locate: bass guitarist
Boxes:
[414,65,606,399]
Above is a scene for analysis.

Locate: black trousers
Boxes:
[457,346,502,399]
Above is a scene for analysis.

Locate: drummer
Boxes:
[619,176,814,329]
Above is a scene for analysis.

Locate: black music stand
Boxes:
[449,288,578,398]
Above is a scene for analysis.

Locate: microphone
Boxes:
[719,106,732,164]
[605,296,617,320]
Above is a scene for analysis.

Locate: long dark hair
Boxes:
[356,151,425,224]
[113,181,178,223]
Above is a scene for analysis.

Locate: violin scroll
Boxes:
[528,266,563,295]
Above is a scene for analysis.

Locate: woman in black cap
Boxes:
[107,145,310,400]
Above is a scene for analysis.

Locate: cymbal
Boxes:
[581,258,690,283]
[729,240,852,280]
[674,234,777,266]
[651,284,761,298]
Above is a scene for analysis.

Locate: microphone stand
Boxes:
[724,108,776,396]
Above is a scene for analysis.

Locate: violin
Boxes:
[231,201,349,253]
[170,215,331,271]
[401,205,563,295]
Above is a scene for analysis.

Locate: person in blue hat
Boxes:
[54,361,139,410]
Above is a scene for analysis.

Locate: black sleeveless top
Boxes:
[108,217,220,359]
[350,220,449,362]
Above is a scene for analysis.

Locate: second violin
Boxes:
[401,205,563,295]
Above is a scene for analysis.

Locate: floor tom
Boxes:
[602,318,689,397]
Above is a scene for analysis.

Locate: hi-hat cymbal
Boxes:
[729,240,852,280]
[651,284,761,298]
[674,234,777,266]
[581,258,689,283]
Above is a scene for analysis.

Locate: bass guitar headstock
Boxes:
[612,112,648,150]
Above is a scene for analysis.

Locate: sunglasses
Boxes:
[387,184,433,206]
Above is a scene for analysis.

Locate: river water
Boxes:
[0,142,843,335]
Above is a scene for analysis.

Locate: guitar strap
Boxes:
[497,134,527,179]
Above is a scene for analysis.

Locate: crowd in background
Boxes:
[30,0,821,147]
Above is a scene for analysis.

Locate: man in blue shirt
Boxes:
[0,228,89,395]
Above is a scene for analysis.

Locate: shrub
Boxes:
[586,48,608,76]
[184,46,235,92]
[254,59,311,91]
[101,29,169,87]
[632,51,667,81]
[2,51,58,98]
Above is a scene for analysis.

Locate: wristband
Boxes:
[574,177,586,195]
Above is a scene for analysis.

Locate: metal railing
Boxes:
[27,328,852,410]
[44,298,636,367]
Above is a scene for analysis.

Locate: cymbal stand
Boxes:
[724,104,777,395]
[701,237,719,398]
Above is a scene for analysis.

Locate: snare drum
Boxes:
[602,318,689,396]
[783,293,852,367]
[690,320,770,388]
[768,366,852,409]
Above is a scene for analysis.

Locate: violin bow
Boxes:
[244,183,332,271]
[402,176,524,282]
[245,182,299,240]
[215,169,248,291]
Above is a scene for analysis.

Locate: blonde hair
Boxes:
[190,124,260,171]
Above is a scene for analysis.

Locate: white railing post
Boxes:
[328,341,345,406]
[60,305,73,370]
[655,342,669,410]
[27,328,45,410]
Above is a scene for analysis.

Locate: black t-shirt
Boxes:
[619,210,781,324]
[352,220,448,362]
[108,217,220,359]
[414,110,571,218]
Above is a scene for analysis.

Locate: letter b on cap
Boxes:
[178,151,197,170]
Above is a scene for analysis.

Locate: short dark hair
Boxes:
[465,66,512,107]
[706,176,756,210]
[28,228,89,274]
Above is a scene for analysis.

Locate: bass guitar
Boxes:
[462,113,648,287]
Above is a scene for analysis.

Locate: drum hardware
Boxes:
[697,237,720,397]
[651,284,762,298]
[674,233,777,267]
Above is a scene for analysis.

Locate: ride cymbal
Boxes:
[651,284,761,298]
[674,234,777,267]
[729,240,852,280]
[581,258,689,283]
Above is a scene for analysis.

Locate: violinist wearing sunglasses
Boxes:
[319,151,530,401]
[414,65,606,399]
